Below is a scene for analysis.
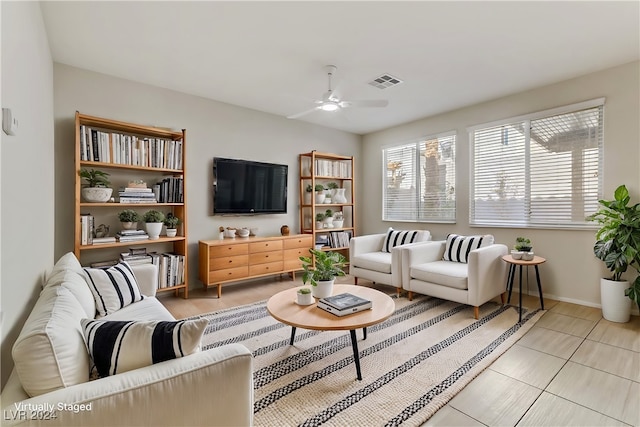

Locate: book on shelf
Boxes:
[80,214,94,245]
[90,259,119,268]
[317,293,372,317]
[328,230,352,248]
[118,229,147,236]
[157,253,184,289]
[116,231,149,242]
[92,237,117,244]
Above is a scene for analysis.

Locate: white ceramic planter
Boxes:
[315,192,326,204]
[166,228,177,238]
[312,280,334,299]
[146,222,163,240]
[82,187,113,203]
[297,290,314,305]
[600,278,632,323]
[333,220,344,229]
[121,221,136,230]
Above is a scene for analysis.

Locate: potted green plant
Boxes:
[117,209,141,230]
[163,213,180,237]
[513,237,533,260]
[143,210,165,240]
[296,287,313,305]
[324,209,334,227]
[304,184,313,205]
[299,249,347,298]
[333,211,344,228]
[79,168,112,202]
[314,183,326,204]
[315,213,325,229]
[586,184,640,322]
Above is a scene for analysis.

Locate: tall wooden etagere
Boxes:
[74,112,189,298]
[299,151,356,260]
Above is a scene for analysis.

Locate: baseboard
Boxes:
[515,289,639,316]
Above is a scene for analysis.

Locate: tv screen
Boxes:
[213,157,288,214]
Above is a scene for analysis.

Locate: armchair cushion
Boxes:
[382,228,431,253]
[83,262,144,317]
[410,260,469,290]
[81,318,209,378]
[443,234,494,263]
[352,251,392,274]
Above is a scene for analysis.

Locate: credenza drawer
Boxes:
[283,259,304,271]
[249,240,283,253]
[249,251,283,265]
[249,261,284,276]
[209,254,249,270]
[209,266,249,283]
[283,236,313,249]
[284,247,309,261]
[209,244,248,258]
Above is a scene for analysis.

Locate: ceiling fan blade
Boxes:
[340,99,388,109]
[287,106,321,119]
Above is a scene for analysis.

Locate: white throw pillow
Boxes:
[83,262,143,317]
[81,318,208,378]
[443,234,494,263]
[382,228,431,253]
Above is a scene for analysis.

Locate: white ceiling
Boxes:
[40,1,639,135]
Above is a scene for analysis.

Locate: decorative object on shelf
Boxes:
[326,182,338,204]
[223,228,236,238]
[315,213,325,229]
[315,184,326,204]
[143,210,165,240]
[280,225,290,236]
[249,227,259,236]
[296,287,314,305]
[333,211,344,229]
[324,209,334,227]
[163,213,180,238]
[117,209,140,230]
[304,184,313,205]
[94,224,110,238]
[333,188,348,203]
[237,228,250,237]
[512,237,533,260]
[299,249,347,299]
[79,168,113,202]
[587,184,640,322]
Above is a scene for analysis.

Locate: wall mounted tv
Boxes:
[213,157,288,215]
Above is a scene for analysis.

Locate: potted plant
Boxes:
[79,168,112,202]
[143,210,165,240]
[324,209,334,227]
[163,213,180,237]
[314,184,326,204]
[333,211,344,229]
[117,209,140,230]
[304,184,313,205]
[296,287,314,305]
[315,213,325,229]
[586,184,640,322]
[513,237,533,260]
[299,249,347,298]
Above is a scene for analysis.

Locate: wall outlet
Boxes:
[2,108,18,136]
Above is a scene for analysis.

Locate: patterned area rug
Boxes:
[198,293,543,427]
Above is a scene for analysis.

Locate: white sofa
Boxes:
[349,230,431,296]
[1,253,253,426]
[401,237,508,319]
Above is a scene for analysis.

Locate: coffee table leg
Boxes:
[349,329,362,381]
[289,326,297,345]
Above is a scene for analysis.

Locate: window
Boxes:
[382,132,456,222]
[470,99,604,228]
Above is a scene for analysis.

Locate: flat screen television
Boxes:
[213,157,288,214]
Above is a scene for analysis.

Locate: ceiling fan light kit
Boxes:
[287,65,388,119]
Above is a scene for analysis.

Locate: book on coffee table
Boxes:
[317,293,372,317]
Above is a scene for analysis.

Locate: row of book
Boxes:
[316,230,353,249]
[120,250,185,288]
[118,187,157,204]
[79,125,183,170]
[314,159,352,178]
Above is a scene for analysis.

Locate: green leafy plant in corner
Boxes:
[117,209,140,223]
[163,213,180,228]
[299,249,346,287]
[587,184,640,310]
[143,210,165,223]
[79,168,110,187]
[514,237,532,252]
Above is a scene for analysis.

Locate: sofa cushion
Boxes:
[411,260,469,290]
[352,251,393,274]
[81,318,209,377]
[12,286,90,397]
[43,252,84,288]
[443,234,494,263]
[83,262,144,317]
[382,228,431,253]
[103,296,175,322]
[52,270,96,318]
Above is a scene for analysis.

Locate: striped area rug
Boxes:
[198,293,543,427]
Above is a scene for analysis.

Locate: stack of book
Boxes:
[317,293,372,317]
[120,248,159,266]
[116,229,149,242]
[118,187,157,204]
[158,253,185,289]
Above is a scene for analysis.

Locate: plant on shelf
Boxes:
[333,211,344,228]
[143,210,165,240]
[117,209,140,230]
[586,184,640,321]
[306,184,313,193]
[163,213,180,237]
[324,209,334,226]
[299,249,347,298]
[79,168,113,202]
[327,182,339,190]
[314,183,326,204]
[514,237,532,252]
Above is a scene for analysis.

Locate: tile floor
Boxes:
[160,276,640,427]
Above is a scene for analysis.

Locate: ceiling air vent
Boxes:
[368,74,403,90]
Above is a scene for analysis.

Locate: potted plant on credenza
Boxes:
[587,184,640,322]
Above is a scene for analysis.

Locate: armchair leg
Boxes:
[396,287,402,298]
[354,277,358,285]
[473,306,479,320]
[408,291,413,301]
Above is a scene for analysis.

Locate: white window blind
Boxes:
[470,102,603,228]
[383,133,456,222]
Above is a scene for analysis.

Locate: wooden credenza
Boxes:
[198,234,313,297]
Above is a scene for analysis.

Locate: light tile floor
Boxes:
[160,276,640,427]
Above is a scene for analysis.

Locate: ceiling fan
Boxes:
[287,65,388,119]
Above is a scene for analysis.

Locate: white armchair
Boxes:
[349,229,431,296]
[401,236,508,319]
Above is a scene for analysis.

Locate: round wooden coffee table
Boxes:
[267,284,395,380]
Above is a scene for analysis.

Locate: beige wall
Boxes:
[52,64,362,287]
[362,61,640,308]
[1,2,55,388]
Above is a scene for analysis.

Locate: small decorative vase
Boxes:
[146,222,163,240]
[333,220,344,229]
[280,225,290,236]
[297,290,314,305]
[166,228,177,238]
[312,280,334,299]
[121,221,136,230]
[333,188,348,203]
[315,192,326,204]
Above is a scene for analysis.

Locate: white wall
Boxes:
[1,2,54,388]
[53,64,361,286]
[362,61,640,308]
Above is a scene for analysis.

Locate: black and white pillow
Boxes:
[443,234,494,263]
[81,318,209,378]
[382,228,423,253]
[83,262,143,317]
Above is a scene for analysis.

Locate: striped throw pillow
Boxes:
[83,262,143,317]
[443,234,494,263]
[382,228,428,253]
[81,318,208,378]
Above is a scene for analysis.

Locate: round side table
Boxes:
[501,255,546,322]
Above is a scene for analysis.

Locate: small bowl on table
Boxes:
[237,228,250,237]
